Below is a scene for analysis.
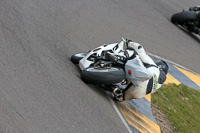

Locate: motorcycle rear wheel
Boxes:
[81,66,125,84]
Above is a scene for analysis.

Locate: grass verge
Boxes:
[152,83,200,133]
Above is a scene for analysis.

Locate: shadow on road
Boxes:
[176,25,200,43]
[68,58,109,101]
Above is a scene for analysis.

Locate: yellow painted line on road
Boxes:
[144,94,151,102]
[174,66,200,87]
[118,102,161,133]
[165,73,181,85]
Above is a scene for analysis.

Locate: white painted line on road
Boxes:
[106,92,133,133]
[147,52,200,76]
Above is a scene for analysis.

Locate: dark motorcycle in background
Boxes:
[171,6,200,35]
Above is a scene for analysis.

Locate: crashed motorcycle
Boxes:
[71,38,165,99]
[171,6,200,35]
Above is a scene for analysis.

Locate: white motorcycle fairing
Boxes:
[125,56,153,86]
[79,41,126,70]
[78,38,153,86]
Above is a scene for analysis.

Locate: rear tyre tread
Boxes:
[81,67,125,84]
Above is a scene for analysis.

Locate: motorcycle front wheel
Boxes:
[171,11,198,24]
[71,53,87,64]
[81,66,125,84]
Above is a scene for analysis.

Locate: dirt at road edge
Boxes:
[152,104,176,133]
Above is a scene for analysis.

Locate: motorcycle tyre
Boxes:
[81,67,125,84]
[171,11,198,24]
[71,53,87,64]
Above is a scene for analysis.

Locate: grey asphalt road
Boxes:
[0,0,199,133]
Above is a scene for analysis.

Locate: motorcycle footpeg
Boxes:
[113,87,123,97]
